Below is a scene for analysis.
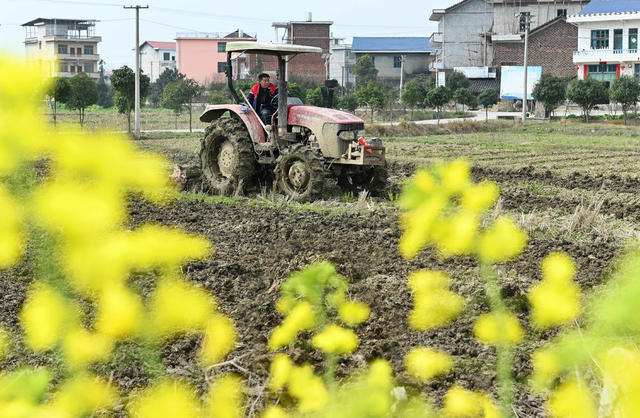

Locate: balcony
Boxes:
[57,71,100,79]
[430,32,443,45]
[573,49,640,64]
[57,53,100,61]
[44,35,102,42]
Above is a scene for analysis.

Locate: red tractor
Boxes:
[198,42,387,201]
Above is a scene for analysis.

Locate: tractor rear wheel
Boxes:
[200,117,256,195]
[276,145,325,202]
[337,162,389,197]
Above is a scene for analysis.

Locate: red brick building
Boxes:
[492,17,578,78]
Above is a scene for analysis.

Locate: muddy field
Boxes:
[3,123,640,416]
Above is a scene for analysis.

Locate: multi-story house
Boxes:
[329,39,356,91]
[22,18,101,79]
[352,37,436,87]
[175,29,256,85]
[140,41,176,82]
[568,0,640,84]
[491,0,587,35]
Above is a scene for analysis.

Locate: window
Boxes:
[163,52,170,60]
[58,44,68,54]
[591,29,609,49]
[630,29,638,50]
[84,45,94,55]
[635,63,640,78]
[76,47,82,56]
[519,12,531,32]
[218,42,227,53]
[557,9,567,17]
[218,62,227,73]
[59,63,68,72]
[614,29,623,50]
[172,55,175,61]
[393,56,402,68]
[587,64,617,85]
[84,63,94,73]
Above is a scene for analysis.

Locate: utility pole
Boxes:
[399,54,406,91]
[520,12,532,123]
[124,5,148,139]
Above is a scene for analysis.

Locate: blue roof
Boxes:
[579,0,640,15]
[352,37,436,52]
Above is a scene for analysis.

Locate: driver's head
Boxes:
[258,73,270,88]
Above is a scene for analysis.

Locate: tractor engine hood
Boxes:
[288,105,364,127]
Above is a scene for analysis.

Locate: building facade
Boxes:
[490,0,587,35]
[175,30,256,85]
[493,17,578,77]
[22,18,101,79]
[568,0,640,83]
[140,41,176,82]
[329,40,356,91]
[352,37,436,87]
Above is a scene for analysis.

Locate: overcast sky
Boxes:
[1,0,446,70]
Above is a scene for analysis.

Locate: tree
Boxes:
[477,88,500,122]
[401,79,428,119]
[453,88,475,112]
[566,78,609,123]
[46,77,71,125]
[445,71,470,92]
[425,86,451,124]
[288,82,305,101]
[67,73,98,127]
[610,76,640,125]
[148,68,183,107]
[111,65,151,133]
[532,74,567,118]
[161,78,203,132]
[339,95,358,113]
[354,55,378,89]
[96,59,114,108]
[356,81,388,122]
[306,87,324,106]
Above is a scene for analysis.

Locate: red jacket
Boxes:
[247,82,277,110]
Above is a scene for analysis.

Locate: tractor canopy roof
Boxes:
[225,41,322,56]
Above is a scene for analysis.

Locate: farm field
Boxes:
[3,121,640,415]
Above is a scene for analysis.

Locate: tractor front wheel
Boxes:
[276,145,325,202]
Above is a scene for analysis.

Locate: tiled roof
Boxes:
[352,37,436,52]
[144,41,176,50]
[578,0,640,15]
[468,78,500,95]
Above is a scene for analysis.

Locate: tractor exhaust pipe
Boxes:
[277,55,288,137]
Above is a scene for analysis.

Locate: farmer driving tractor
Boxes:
[247,73,278,125]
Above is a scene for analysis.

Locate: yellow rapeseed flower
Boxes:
[326,288,346,308]
[0,328,8,361]
[408,272,464,330]
[62,327,113,369]
[366,359,393,390]
[399,195,447,259]
[528,276,580,329]
[261,405,289,418]
[269,301,316,351]
[288,365,328,412]
[268,354,293,392]
[311,324,359,355]
[338,301,370,327]
[20,283,75,351]
[546,378,596,418]
[404,347,453,382]
[601,346,640,415]
[473,312,524,346]
[129,379,200,418]
[414,169,436,194]
[148,277,215,338]
[0,185,24,268]
[541,252,576,283]
[408,270,450,292]
[530,348,560,390]
[207,374,244,418]
[431,212,478,257]
[481,395,502,418]
[443,385,482,417]
[460,181,499,213]
[95,285,144,339]
[477,216,528,264]
[441,159,471,195]
[199,314,237,366]
[51,374,117,416]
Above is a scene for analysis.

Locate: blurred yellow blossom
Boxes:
[338,301,370,327]
[269,301,316,351]
[546,378,596,418]
[199,314,237,365]
[311,324,359,355]
[62,327,113,369]
[326,288,346,308]
[404,347,453,382]
[261,405,289,418]
[408,270,450,293]
[20,283,75,351]
[399,195,447,259]
[50,374,117,416]
[129,380,200,418]
[95,285,144,339]
[481,395,502,418]
[473,312,523,346]
[268,354,293,391]
[528,275,580,329]
[148,277,216,337]
[288,365,328,412]
[207,374,244,418]
[0,328,8,361]
[441,159,471,195]
[530,348,560,390]
[408,271,464,330]
[541,252,576,283]
[601,346,640,415]
[460,181,499,213]
[477,216,527,264]
[366,359,393,390]
[0,185,24,268]
[414,169,436,194]
[443,385,482,417]
[431,212,478,257]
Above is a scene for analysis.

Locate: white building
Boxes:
[22,18,101,79]
[329,39,355,91]
[568,0,640,84]
[140,41,176,82]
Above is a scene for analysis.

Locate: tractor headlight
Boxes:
[338,130,356,141]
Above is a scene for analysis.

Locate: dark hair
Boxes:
[258,73,270,81]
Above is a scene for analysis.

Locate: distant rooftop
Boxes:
[578,0,640,15]
[176,30,256,40]
[142,41,176,50]
[22,18,97,27]
[352,37,436,53]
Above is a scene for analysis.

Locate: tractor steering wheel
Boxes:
[270,95,279,108]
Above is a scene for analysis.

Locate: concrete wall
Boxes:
[576,20,640,51]
[288,23,330,82]
[492,1,586,35]
[141,44,176,82]
[177,38,249,85]
[355,53,432,83]
[438,0,493,69]
[330,45,355,90]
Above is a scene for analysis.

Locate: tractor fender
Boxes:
[199,104,267,143]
